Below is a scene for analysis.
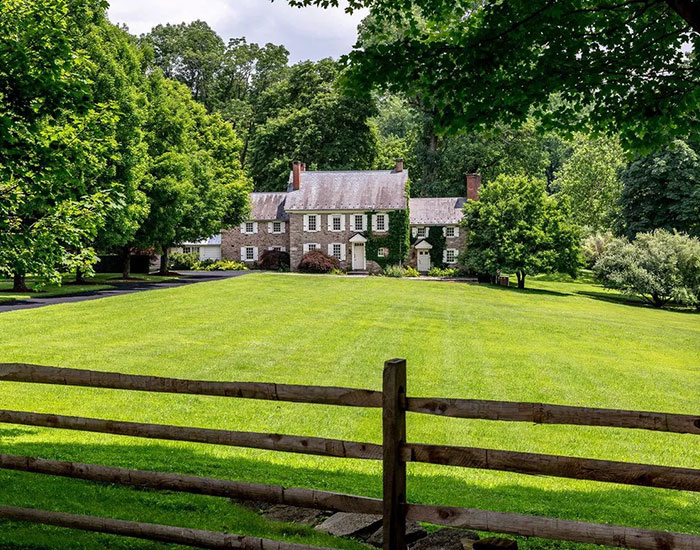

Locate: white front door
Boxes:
[352,243,366,270]
[417,250,431,272]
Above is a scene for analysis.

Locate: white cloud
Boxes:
[107,0,367,63]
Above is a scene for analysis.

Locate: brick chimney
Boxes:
[292,161,302,191]
[394,158,404,172]
[466,173,481,201]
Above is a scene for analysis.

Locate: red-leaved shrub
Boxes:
[298,249,340,273]
[258,249,290,271]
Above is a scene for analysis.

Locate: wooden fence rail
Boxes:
[0,360,699,550]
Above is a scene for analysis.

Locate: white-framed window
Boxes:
[445,249,457,264]
[445,226,455,238]
[372,213,388,233]
[304,214,320,232]
[303,243,320,253]
[415,226,427,238]
[241,246,258,261]
[378,247,388,258]
[327,243,346,261]
[182,246,200,254]
[272,221,284,234]
[268,246,286,252]
[351,214,366,232]
[328,214,344,232]
[241,221,258,234]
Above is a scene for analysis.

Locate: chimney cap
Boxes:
[394,158,404,172]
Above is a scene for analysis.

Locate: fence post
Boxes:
[383,358,407,550]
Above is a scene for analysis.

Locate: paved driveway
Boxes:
[0,271,251,313]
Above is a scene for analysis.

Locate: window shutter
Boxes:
[442,227,446,237]
[362,215,367,231]
[411,227,417,238]
[240,247,245,260]
[443,250,447,263]
[371,214,377,232]
[340,244,346,261]
[327,216,333,231]
[303,215,309,232]
[268,222,274,233]
[425,226,430,237]
[454,226,459,237]
[253,222,258,234]
[340,215,345,231]
[240,223,246,233]
[327,244,333,255]
[252,247,258,261]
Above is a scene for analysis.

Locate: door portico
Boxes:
[415,239,432,272]
[349,233,367,271]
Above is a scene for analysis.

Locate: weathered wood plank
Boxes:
[406,397,700,435]
[383,358,407,550]
[0,505,332,549]
[0,410,382,460]
[407,504,700,550]
[0,363,382,408]
[403,443,700,492]
[0,454,383,515]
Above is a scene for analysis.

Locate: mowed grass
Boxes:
[0,272,699,549]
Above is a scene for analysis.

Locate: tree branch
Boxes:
[665,0,700,32]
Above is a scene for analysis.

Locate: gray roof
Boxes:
[409,197,466,225]
[250,192,289,221]
[285,170,408,211]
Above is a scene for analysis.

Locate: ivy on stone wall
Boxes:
[410,226,446,268]
[363,209,410,268]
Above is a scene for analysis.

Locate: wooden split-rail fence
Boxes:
[0,360,699,549]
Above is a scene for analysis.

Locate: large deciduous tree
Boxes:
[461,174,581,288]
[134,71,251,274]
[0,0,119,290]
[620,139,700,239]
[290,0,699,151]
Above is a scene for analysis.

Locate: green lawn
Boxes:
[0,273,177,303]
[0,272,699,549]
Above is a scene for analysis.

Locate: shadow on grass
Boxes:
[1,439,698,547]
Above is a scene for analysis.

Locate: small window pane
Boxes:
[308,216,317,231]
[308,243,317,251]
[446,227,455,238]
[245,222,254,233]
[332,244,341,258]
[273,222,281,233]
[446,249,456,263]
[245,247,255,260]
[333,216,341,231]
[354,215,363,230]
[376,215,386,231]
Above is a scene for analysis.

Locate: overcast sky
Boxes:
[107,0,367,63]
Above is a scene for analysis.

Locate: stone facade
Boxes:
[221,221,290,265]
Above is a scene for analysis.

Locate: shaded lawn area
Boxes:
[0,273,177,303]
[0,272,699,549]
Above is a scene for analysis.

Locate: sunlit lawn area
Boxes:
[0,273,176,303]
[0,272,699,549]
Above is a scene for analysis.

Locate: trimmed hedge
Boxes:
[298,249,341,273]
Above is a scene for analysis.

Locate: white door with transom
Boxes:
[352,243,366,270]
[417,250,431,272]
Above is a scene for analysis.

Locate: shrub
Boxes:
[195,260,248,271]
[428,267,458,278]
[581,232,613,268]
[594,229,700,308]
[258,249,290,271]
[381,264,404,278]
[298,249,340,273]
[403,266,420,277]
[329,268,345,276]
[169,251,199,270]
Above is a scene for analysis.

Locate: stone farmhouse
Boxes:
[179,160,481,273]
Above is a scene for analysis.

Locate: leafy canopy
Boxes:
[460,174,581,288]
[288,0,699,151]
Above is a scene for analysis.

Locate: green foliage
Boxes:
[363,209,410,268]
[581,232,614,269]
[168,251,200,270]
[402,265,420,277]
[292,0,699,152]
[0,0,123,287]
[258,249,291,271]
[461,174,581,289]
[194,259,248,271]
[620,139,700,239]
[380,264,404,277]
[298,249,340,273]
[594,230,700,308]
[428,266,458,277]
[553,134,625,232]
[248,60,379,190]
[329,268,346,276]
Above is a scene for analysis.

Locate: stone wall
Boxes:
[221,222,290,265]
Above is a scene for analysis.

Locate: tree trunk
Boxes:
[516,271,526,289]
[75,268,87,284]
[159,248,169,276]
[665,0,700,33]
[121,246,131,280]
[12,273,29,292]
